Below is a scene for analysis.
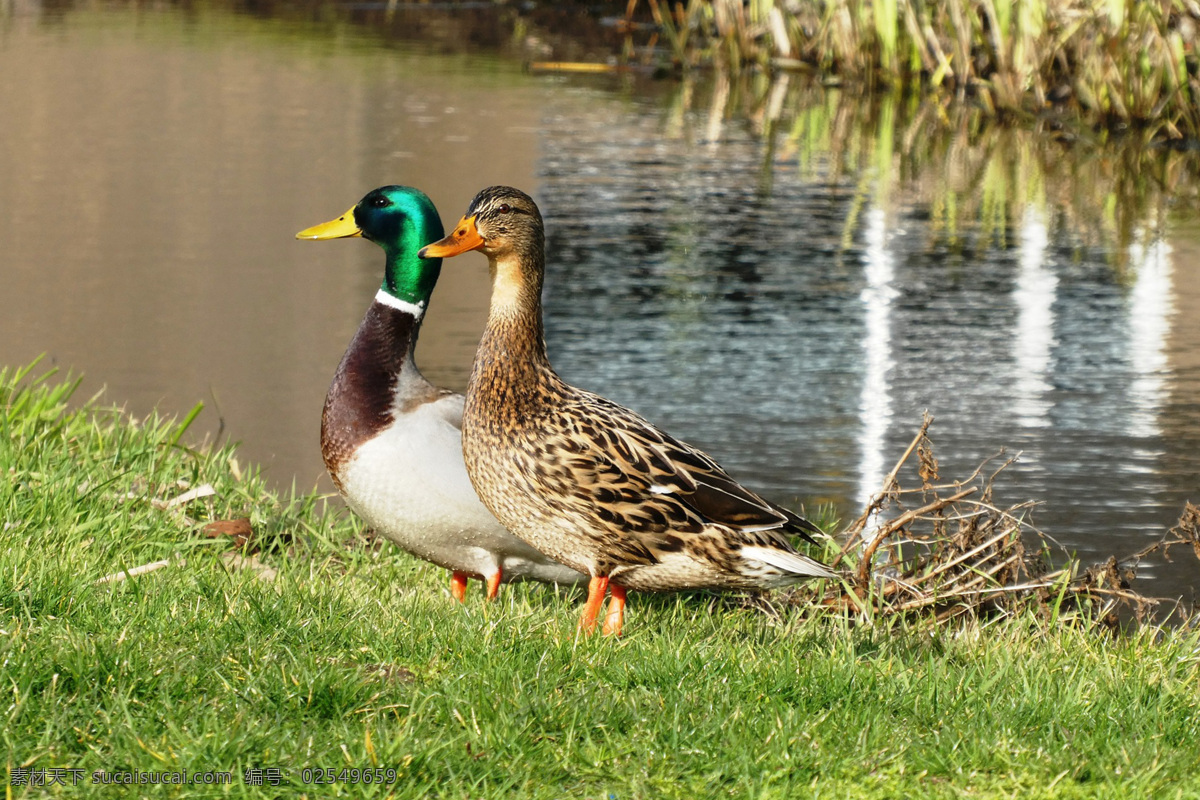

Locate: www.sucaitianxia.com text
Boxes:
[9,766,403,787]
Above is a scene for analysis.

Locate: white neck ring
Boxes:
[374,289,426,319]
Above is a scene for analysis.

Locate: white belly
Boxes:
[337,399,584,586]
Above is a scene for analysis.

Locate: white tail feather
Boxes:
[741,546,837,579]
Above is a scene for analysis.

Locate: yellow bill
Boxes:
[296,206,362,240]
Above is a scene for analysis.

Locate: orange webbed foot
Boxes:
[602,584,626,637]
[450,571,469,603]
[485,570,502,601]
[578,576,610,634]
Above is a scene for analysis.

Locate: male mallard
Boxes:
[419,186,837,635]
[297,186,584,601]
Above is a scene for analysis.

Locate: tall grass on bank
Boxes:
[626,0,1200,139]
[5,363,1200,798]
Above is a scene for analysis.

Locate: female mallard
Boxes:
[419,186,837,635]
[297,186,584,602]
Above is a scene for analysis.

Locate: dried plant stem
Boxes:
[939,551,1022,593]
[812,417,1197,627]
[907,527,1017,587]
[841,415,934,550]
[855,486,979,590]
[96,558,180,585]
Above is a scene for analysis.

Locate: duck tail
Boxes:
[741,546,838,580]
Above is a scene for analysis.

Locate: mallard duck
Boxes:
[296,185,585,602]
[418,186,837,635]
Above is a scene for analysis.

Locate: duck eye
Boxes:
[497,203,511,214]
[371,197,389,208]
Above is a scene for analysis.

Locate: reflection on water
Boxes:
[1012,208,1055,429]
[857,207,897,510]
[1126,234,1173,439]
[2,3,1198,597]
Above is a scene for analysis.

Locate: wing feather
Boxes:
[551,390,821,544]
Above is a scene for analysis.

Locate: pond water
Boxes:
[2,3,1198,599]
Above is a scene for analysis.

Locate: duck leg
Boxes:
[450,571,470,602]
[485,570,503,601]
[578,575,610,634]
[602,584,626,637]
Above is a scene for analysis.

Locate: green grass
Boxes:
[4,361,1200,798]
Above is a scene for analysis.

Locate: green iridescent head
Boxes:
[297,185,445,308]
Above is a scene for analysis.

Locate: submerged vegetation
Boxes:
[624,0,1200,139]
[4,366,1200,796]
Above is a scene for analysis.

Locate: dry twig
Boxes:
[806,418,1198,628]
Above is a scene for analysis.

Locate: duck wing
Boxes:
[540,390,822,550]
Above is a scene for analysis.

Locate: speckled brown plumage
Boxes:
[420,186,836,632]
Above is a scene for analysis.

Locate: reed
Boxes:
[624,0,1200,138]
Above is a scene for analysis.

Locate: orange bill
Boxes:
[419,214,483,258]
